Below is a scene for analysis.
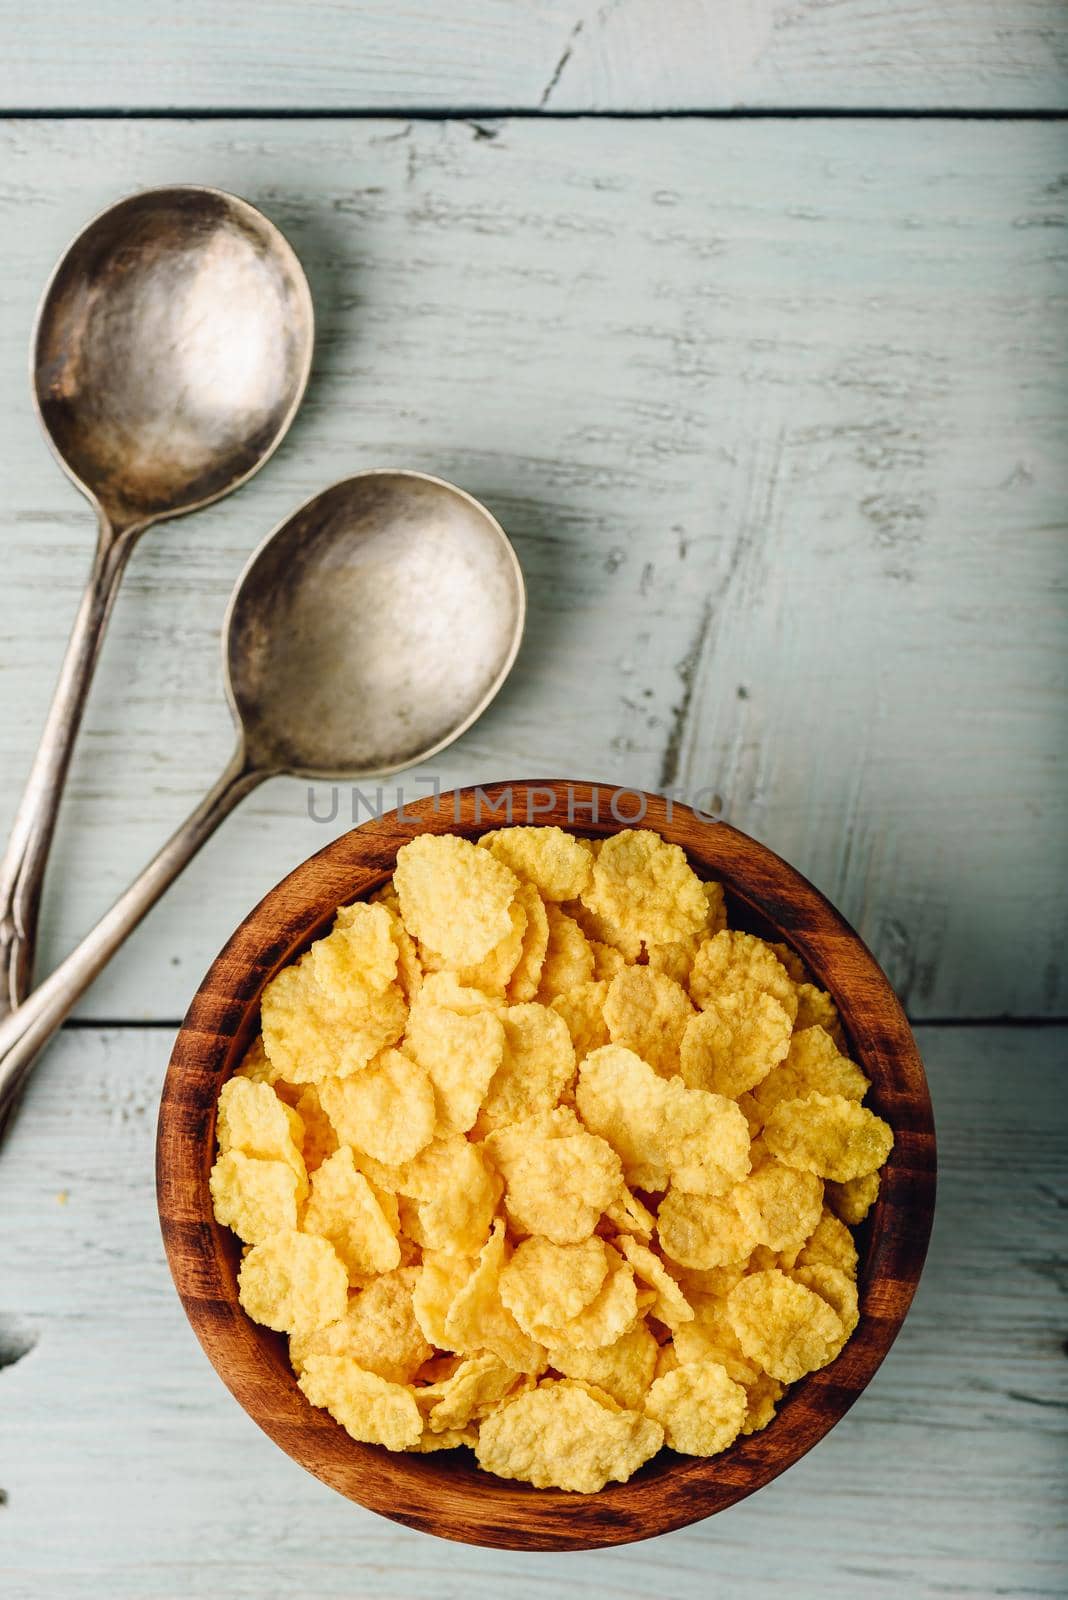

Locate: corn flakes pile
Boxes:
[211,826,893,1493]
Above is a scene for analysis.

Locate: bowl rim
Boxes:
[156,780,937,1551]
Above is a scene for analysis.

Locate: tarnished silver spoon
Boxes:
[0,185,314,1019]
[0,469,525,1131]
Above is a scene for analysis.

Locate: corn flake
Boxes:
[298,1354,422,1450]
[318,1049,435,1165]
[679,990,792,1099]
[303,1147,401,1280]
[827,1170,880,1226]
[403,1002,505,1133]
[506,881,551,1002]
[644,1359,747,1456]
[614,1236,694,1329]
[481,826,594,902]
[499,1237,611,1337]
[730,1159,825,1253]
[603,967,694,1077]
[238,1230,348,1335]
[576,1046,751,1197]
[475,1379,663,1493]
[763,1092,893,1182]
[727,1268,846,1383]
[754,1025,869,1114]
[548,1321,658,1410]
[582,830,707,947]
[476,1003,576,1134]
[209,1151,300,1244]
[536,905,595,1001]
[394,834,519,965]
[689,930,798,1023]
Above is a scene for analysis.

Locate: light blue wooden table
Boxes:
[0,7,1065,1597]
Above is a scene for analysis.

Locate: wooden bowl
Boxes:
[157,782,936,1551]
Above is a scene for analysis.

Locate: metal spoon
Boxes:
[0,468,525,1130]
[0,185,314,1020]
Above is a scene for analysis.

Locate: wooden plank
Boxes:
[1,1023,1064,1597]
[0,1,1066,112]
[0,117,1064,1021]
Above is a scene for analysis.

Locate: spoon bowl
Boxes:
[226,470,526,776]
[32,184,313,529]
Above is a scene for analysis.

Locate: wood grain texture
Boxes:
[156,785,935,1549]
[0,118,1063,1022]
[1,1020,1061,1593]
[1,1,1066,111]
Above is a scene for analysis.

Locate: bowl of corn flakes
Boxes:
[157,781,935,1550]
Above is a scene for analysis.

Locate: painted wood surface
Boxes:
[0,117,1064,1022]
[1,1022,1063,1595]
[1,1,1067,111]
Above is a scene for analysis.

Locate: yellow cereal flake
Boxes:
[442,1222,548,1373]
[216,1077,306,1186]
[261,959,408,1083]
[426,1352,523,1432]
[730,1159,825,1253]
[403,1002,505,1133]
[827,1170,880,1226]
[411,1249,477,1347]
[566,896,643,962]
[643,937,699,988]
[481,826,594,902]
[505,881,550,1002]
[727,1269,847,1383]
[303,1147,401,1279]
[476,1003,576,1134]
[548,1321,658,1410]
[754,1025,869,1114]
[317,1049,435,1165]
[603,967,694,1077]
[499,1237,611,1338]
[475,1379,663,1493]
[309,901,400,997]
[210,1151,300,1244]
[794,982,842,1039]
[298,1355,423,1450]
[763,1093,893,1182]
[576,1046,751,1197]
[793,1263,860,1338]
[613,1236,694,1329]
[394,834,519,965]
[381,903,423,1003]
[589,940,626,980]
[399,1136,501,1256]
[416,971,501,1013]
[234,1033,283,1087]
[644,1359,747,1456]
[582,830,707,947]
[657,1188,759,1271]
[536,905,595,1001]
[539,1249,639,1351]
[290,1267,432,1384]
[796,1208,859,1276]
[238,1230,348,1335]
[433,895,526,993]
[484,1111,623,1244]
[678,990,792,1099]
[689,930,799,1023]
[292,1085,339,1172]
[604,1185,657,1241]
[550,980,610,1060]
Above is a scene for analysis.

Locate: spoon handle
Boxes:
[0,746,263,1141]
[0,515,136,1018]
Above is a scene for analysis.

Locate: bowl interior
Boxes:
[157,782,936,1551]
